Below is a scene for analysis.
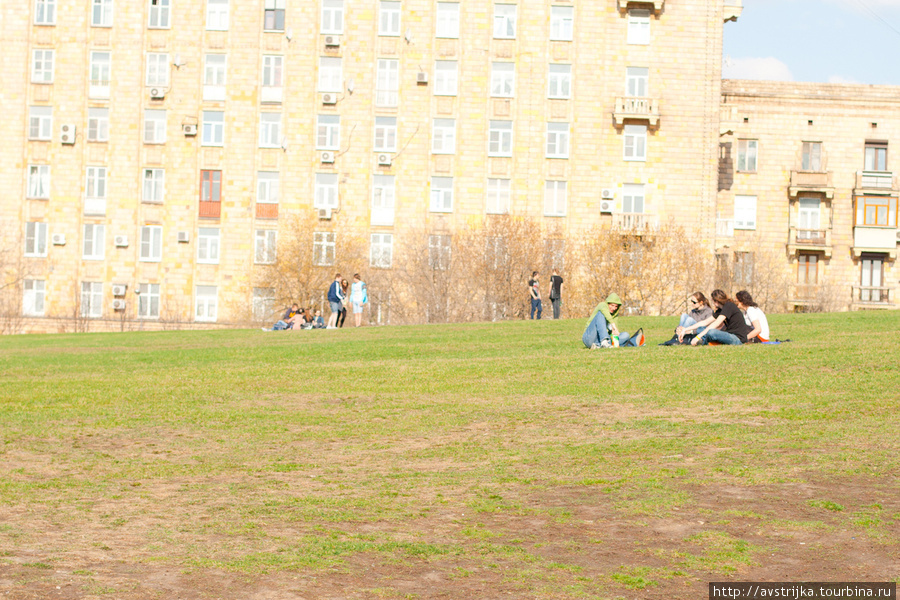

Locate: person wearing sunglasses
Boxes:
[661,292,713,345]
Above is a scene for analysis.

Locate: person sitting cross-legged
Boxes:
[681,289,751,346]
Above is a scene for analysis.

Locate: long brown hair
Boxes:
[691,291,709,307]
[735,290,758,308]
[710,289,731,306]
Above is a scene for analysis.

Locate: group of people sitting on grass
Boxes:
[582,289,770,349]
[265,304,326,331]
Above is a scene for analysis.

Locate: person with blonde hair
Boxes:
[661,292,713,345]
[681,289,751,346]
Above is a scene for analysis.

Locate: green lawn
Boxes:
[1,312,898,598]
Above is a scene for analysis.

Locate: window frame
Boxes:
[544,180,567,217]
[85,166,107,200]
[257,171,280,205]
[258,112,282,148]
[200,170,222,203]
[864,142,888,171]
[34,0,56,25]
[737,139,759,172]
[197,227,221,264]
[143,168,165,203]
[435,2,460,38]
[550,6,574,41]
[88,107,109,142]
[81,282,103,318]
[318,56,342,93]
[138,283,161,319]
[547,63,571,99]
[23,279,46,316]
[546,122,570,159]
[27,165,51,199]
[625,66,649,97]
[140,225,163,262]
[316,114,340,150]
[855,195,897,228]
[146,53,169,87]
[429,176,453,213]
[194,285,218,322]
[315,173,339,209]
[623,124,647,161]
[802,141,822,171]
[264,0,286,31]
[486,178,511,214]
[372,175,396,227]
[148,0,171,29]
[378,0,401,36]
[202,110,225,146]
[91,0,114,27]
[734,194,758,230]
[432,118,456,155]
[488,120,513,157]
[490,62,515,98]
[82,223,105,261]
[622,183,645,214]
[32,49,54,83]
[321,0,344,34]
[428,234,452,270]
[25,222,48,257]
[254,229,277,264]
[375,58,400,108]
[493,4,517,39]
[374,116,398,153]
[313,231,336,266]
[627,9,650,45]
[370,233,393,269]
[143,109,167,144]
[89,51,111,99]
[206,0,229,31]
[29,106,52,141]
[434,60,458,96]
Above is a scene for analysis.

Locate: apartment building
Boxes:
[5,0,895,334]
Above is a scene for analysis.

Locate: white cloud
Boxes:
[723,57,794,81]
[827,74,862,84]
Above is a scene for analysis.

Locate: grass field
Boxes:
[1,311,899,599]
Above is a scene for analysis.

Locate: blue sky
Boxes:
[722,0,900,85]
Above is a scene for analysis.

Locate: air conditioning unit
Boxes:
[114,235,129,247]
[416,72,428,84]
[600,200,615,213]
[324,35,340,47]
[322,93,337,105]
[321,151,335,164]
[51,233,66,245]
[60,124,76,145]
[183,123,198,136]
[377,153,392,166]
[111,284,127,297]
[601,188,615,199]
[177,231,190,243]
[149,87,166,99]
[318,208,333,220]
[112,299,126,310]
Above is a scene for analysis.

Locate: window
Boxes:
[430,177,453,212]
[429,234,451,270]
[195,285,218,322]
[321,0,344,34]
[25,222,48,257]
[544,180,567,216]
[860,255,884,302]
[313,232,336,266]
[259,113,282,148]
[138,283,160,318]
[197,227,220,263]
[432,119,456,154]
[493,4,517,39]
[143,168,165,203]
[488,120,513,157]
[370,233,393,268]
[626,67,648,97]
[89,51,111,98]
[733,252,754,286]
[486,178,510,214]
[622,183,645,214]
[88,108,109,141]
[264,0,285,31]
[207,0,229,30]
[146,53,169,87]
[255,230,277,264]
[436,2,460,38]
[623,124,647,161]
[29,107,52,140]
[85,167,107,200]
[550,6,573,41]
[376,59,399,107]
[372,175,395,226]
[144,109,167,144]
[149,0,170,28]
[203,54,227,101]
[32,50,54,83]
[627,9,650,45]
[202,110,224,145]
[201,170,222,202]
[257,172,280,204]
[379,1,401,36]
[434,60,458,96]
[546,122,569,159]
[856,196,897,227]
[82,224,105,260]
[548,64,571,99]
[23,280,46,316]
[140,226,163,262]
[262,55,284,102]
[92,0,113,27]
[797,197,821,237]
[374,117,397,152]
[316,115,340,150]
[734,195,757,230]
[252,287,275,321]
[81,282,103,318]
[491,62,515,97]
[318,57,342,92]
[798,254,818,286]
[35,0,56,25]
[802,142,822,171]
[315,173,339,209]
[737,139,758,172]
[864,142,887,171]
[27,165,50,199]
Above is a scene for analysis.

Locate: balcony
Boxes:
[84,197,106,216]
[256,203,279,219]
[613,212,658,233]
[613,97,659,127]
[788,228,832,258]
[724,0,743,22]
[855,170,896,193]
[852,226,898,258]
[789,171,834,199]
[199,200,221,218]
[852,286,895,308]
[617,0,664,14]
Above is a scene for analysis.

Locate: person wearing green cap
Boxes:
[581,292,644,349]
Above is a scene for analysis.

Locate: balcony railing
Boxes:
[788,228,832,257]
[853,225,898,255]
[853,286,894,305]
[789,170,834,198]
[613,97,659,127]
[199,200,221,218]
[716,218,734,237]
[791,284,819,301]
[613,212,658,233]
[84,197,106,216]
[856,170,896,191]
[256,203,279,219]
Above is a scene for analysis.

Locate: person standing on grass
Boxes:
[681,289,751,346]
[528,271,542,320]
[582,293,644,348]
[326,273,345,329]
[350,273,368,328]
[548,269,564,319]
[336,278,349,328]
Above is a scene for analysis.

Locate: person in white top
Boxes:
[349,273,368,328]
[735,290,770,343]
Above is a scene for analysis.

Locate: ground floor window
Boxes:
[860,254,884,302]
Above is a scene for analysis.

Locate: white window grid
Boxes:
[85,167,107,199]
[140,225,163,262]
[430,177,453,213]
[313,232,336,266]
[624,124,647,161]
[89,51,111,98]
[195,285,218,322]
[146,53,169,87]
[202,111,224,146]
[432,119,456,154]
[35,0,56,25]
[204,54,227,85]
[197,227,220,264]
[138,283,160,318]
[149,0,171,29]
[92,0,113,27]
[493,4,517,39]
[144,109,167,144]
[81,282,103,318]
[544,180,567,216]
[29,107,52,140]
[257,172,280,204]
[627,9,650,45]
[321,0,344,34]
[376,59,399,107]
[548,64,571,99]
[374,117,397,152]
[434,60,458,96]
[25,222,48,257]
[318,57,342,92]
[32,49,54,83]
[83,223,105,260]
[28,165,50,199]
[488,120,513,157]
[316,115,340,150]
[315,173,339,209]
[491,62,515,97]
[429,234,452,270]
[143,168,165,203]
[737,139,759,172]
[550,6,573,41]
[622,183,645,214]
[23,280,46,316]
[207,0,229,30]
[734,195,757,230]
[370,233,393,268]
[486,178,510,214]
[546,122,570,159]
[88,108,109,141]
[264,0,285,31]
[626,67,649,97]
[262,55,283,87]
[259,113,282,148]
[436,2,460,38]
[255,229,277,264]
[379,1,401,36]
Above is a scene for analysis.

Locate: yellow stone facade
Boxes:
[2,0,896,333]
